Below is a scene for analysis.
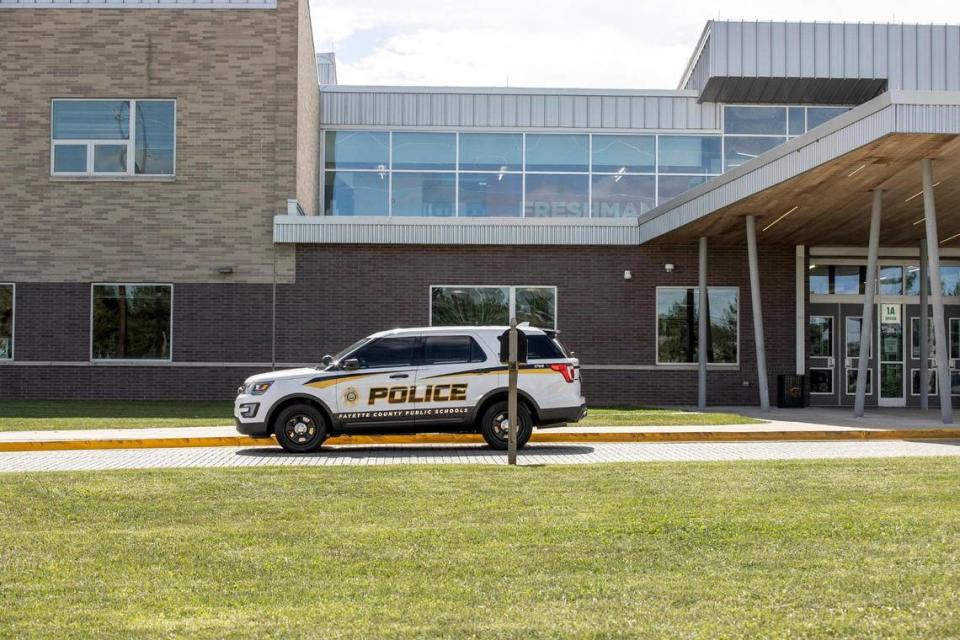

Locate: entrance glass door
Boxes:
[878,303,905,407]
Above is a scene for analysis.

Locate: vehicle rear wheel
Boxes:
[480,400,533,450]
[274,404,328,453]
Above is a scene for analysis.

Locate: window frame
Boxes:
[89,282,174,363]
[50,98,177,178]
[808,367,834,395]
[421,334,488,365]
[0,282,14,361]
[347,335,423,370]
[428,285,558,330]
[654,285,740,367]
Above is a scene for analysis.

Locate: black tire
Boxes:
[273,404,328,453]
[479,400,533,450]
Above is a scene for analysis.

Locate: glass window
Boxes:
[809,316,833,357]
[911,317,936,360]
[432,287,509,326]
[724,106,787,135]
[92,285,171,360]
[788,107,805,136]
[911,369,937,396]
[458,133,521,171]
[846,369,872,394]
[658,175,708,205]
[591,135,655,173]
[458,173,522,217]
[53,145,87,173]
[524,174,589,217]
[515,287,556,328]
[657,287,738,364]
[724,136,786,170]
[392,132,455,170]
[809,369,832,394]
[391,172,456,217]
[591,175,655,217]
[940,266,960,296]
[93,145,127,173]
[0,285,12,360]
[51,99,174,176]
[134,100,176,175]
[846,317,867,358]
[422,335,486,365]
[53,100,129,139]
[809,265,831,295]
[324,131,388,170]
[905,265,922,296]
[351,337,420,369]
[526,334,564,359]
[524,134,588,172]
[324,171,388,216]
[879,266,903,295]
[658,136,722,174]
[952,318,960,360]
[807,107,850,130]
[835,266,865,295]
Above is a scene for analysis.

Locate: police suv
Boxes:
[235,326,586,453]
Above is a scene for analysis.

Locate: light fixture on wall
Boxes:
[664,263,674,273]
[623,270,632,280]
[216,266,234,275]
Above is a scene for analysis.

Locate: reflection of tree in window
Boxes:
[431,287,509,326]
[93,285,171,359]
[516,288,555,328]
[657,288,737,363]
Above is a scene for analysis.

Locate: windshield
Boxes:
[320,337,375,369]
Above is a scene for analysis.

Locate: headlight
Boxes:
[250,382,273,395]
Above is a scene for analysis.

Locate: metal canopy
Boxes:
[636,91,960,247]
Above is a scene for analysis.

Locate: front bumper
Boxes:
[235,417,271,436]
[537,403,588,427]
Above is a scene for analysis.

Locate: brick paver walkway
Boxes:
[1,440,958,473]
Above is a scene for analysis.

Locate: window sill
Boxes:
[50,175,176,183]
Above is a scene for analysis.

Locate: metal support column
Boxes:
[920,240,929,411]
[922,159,953,423]
[745,216,769,411]
[854,190,882,418]
[698,237,708,409]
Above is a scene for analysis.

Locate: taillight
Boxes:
[549,363,575,383]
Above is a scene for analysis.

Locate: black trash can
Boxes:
[777,374,805,408]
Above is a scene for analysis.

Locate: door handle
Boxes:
[389,373,409,379]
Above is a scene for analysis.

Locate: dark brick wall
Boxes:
[0,243,797,406]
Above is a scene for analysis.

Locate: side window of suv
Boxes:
[526,334,565,359]
[351,337,420,369]
[422,335,487,365]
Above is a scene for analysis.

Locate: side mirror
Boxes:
[342,358,360,371]
[321,354,334,366]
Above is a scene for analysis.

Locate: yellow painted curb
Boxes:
[1,428,959,452]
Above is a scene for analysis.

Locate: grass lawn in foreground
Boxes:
[0,400,760,431]
[2,458,959,638]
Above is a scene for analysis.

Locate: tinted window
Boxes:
[657,136,722,174]
[591,134,655,173]
[524,134,588,172]
[459,133,522,171]
[92,285,171,360]
[392,132,455,170]
[526,334,564,359]
[391,172,455,216]
[524,174,589,217]
[423,335,486,364]
[352,337,420,369]
[724,106,786,135]
[53,100,129,139]
[458,173,522,217]
[324,131,388,170]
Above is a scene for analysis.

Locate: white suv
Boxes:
[235,326,586,453]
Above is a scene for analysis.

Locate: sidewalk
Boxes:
[2,406,960,452]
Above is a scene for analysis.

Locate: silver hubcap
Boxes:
[492,412,519,439]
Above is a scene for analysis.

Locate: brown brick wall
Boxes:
[0,2,311,284]
[0,244,797,406]
[296,0,320,216]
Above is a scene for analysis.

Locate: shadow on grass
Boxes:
[235,444,596,458]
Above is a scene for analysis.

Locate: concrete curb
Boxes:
[2,428,959,452]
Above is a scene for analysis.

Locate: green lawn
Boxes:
[1,459,958,638]
[0,401,760,432]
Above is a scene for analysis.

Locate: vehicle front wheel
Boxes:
[274,404,328,453]
[480,400,533,450]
